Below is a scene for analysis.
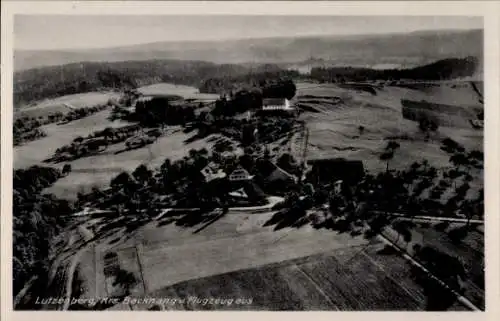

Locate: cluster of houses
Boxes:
[199,152,365,206]
[199,158,298,204]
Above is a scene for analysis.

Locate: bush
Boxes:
[434,221,450,231]
[448,225,469,244]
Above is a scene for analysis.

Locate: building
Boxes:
[262,98,294,110]
[200,162,227,182]
[228,166,254,182]
[257,98,298,117]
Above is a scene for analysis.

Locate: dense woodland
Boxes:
[310,57,479,83]
[14,60,294,106]
[13,166,74,308]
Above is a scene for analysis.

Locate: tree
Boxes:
[448,225,469,244]
[132,164,153,186]
[110,171,134,191]
[62,164,72,176]
[358,125,365,135]
[379,141,401,174]
[449,153,469,172]
[441,138,465,155]
[418,116,439,140]
[392,220,412,245]
[380,150,394,172]
[467,150,483,169]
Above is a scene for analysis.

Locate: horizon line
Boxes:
[14,27,483,52]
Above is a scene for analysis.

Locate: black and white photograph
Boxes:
[4,2,495,314]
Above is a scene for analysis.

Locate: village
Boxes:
[72,90,364,221]
[11,14,486,311]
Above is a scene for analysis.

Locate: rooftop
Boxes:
[263,98,287,106]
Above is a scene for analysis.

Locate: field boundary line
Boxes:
[291,264,337,309]
[360,251,423,305]
[376,233,481,311]
[373,211,484,224]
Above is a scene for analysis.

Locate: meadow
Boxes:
[295,81,483,174]
[146,243,463,311]
[15,91,120,119]
[137,83,219,101]
[67,210,475,311]
[14,83,224,199]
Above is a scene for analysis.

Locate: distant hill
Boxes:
[14,29,483,71]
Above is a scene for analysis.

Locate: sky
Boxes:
[14,15,482,51]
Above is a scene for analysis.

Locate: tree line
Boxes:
[199,69,300,95]
[309,57,479,83]
[14,103,112,146]
[14,60,295,106]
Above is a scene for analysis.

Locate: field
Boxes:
[14,80,483,199]
[44,131,241,199]
[148,246,425,311]
[137,83,219,101]
[13,83,228,199]
[66,211,473,311]
[295,81,483,175]
[14,91,120,119]
[14,109,130,169]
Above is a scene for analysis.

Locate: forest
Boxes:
[309,57,479,83]
[13,166,74,309]
[14,60,295,106]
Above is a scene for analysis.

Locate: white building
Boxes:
[261,98,295,111]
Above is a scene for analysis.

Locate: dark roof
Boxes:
[307,158,365,182]
[263,98,286,106]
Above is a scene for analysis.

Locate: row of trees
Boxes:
[48,125,145,162]
[199,69,299,95]
[309,57,478,83]
[133,98,196,127]
[14,103,111,146]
